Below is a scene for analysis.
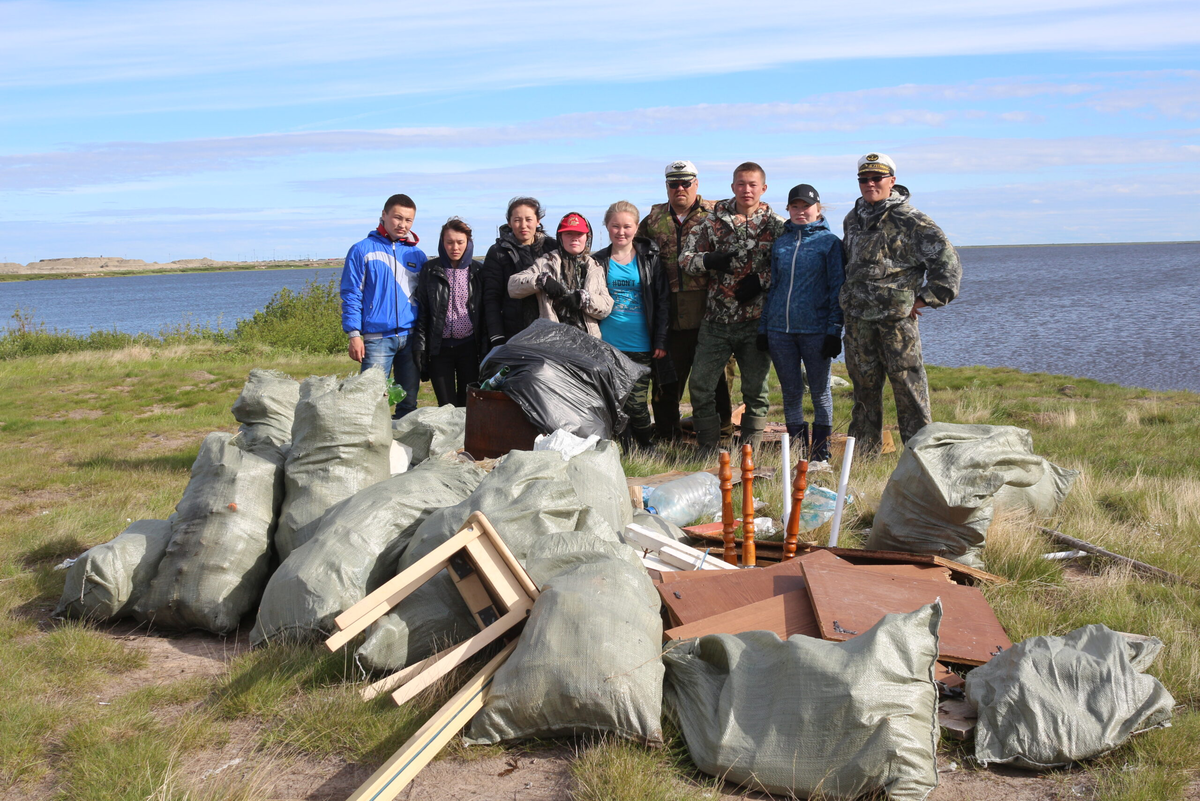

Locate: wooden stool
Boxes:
[326,511,539,706]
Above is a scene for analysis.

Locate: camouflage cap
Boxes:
[665,160,698,180]
[857,152,897,175]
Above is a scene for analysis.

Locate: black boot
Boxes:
[788,422,810,460]
[633,426,655,451]
[811,424,833,462]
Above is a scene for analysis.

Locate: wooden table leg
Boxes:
[783,455,808,561]
[741,444,756,567]
[719,450,737,565]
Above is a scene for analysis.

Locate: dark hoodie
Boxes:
[481,224,558,344]
[413,238,484,359]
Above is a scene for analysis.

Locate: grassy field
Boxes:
[1,338,1198,800]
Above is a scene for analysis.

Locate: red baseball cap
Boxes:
[557,212,590,235]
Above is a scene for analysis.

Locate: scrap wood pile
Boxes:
[52,364,1180,800]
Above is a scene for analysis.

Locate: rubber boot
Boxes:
[788,422,810,461]
[739,414,768,456]
[811,424,833,462]
[693,414,722,457]
[632,425,655,452]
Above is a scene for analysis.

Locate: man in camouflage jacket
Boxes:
[637,160,733,441]
[841,152,961,453]
[680,161,786,452]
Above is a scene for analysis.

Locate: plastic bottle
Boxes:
[645,471,722,527]
[386,380,407,406]
[480,365,511,391]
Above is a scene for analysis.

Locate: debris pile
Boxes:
[52,361,1178,800]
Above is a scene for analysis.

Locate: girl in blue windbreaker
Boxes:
[761,184,845,463]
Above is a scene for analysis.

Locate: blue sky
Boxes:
[1,0,1198,264]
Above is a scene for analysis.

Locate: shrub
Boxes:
[233,278,344,354]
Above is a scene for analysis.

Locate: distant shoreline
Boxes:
[2,239,1196,282]
[0,259,341,282]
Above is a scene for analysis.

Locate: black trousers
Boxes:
[429,339,480,407]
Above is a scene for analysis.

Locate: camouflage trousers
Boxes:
[843,315,932,454]
[690,319,772,422]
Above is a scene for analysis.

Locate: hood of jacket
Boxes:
[371,226,420,247]
[497,224,549,255]
[783,216,833,239]
[851,185,912,230]
[436,237,475,270]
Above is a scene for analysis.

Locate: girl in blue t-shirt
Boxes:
[594,201,674,450]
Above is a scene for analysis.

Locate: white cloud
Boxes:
[2,0,1199,101]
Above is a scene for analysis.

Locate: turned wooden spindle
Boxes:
[783,454,808,561]
[741,444,756,567]
[719,451,737,565]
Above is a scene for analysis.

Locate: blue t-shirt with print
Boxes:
[599,256,651,352]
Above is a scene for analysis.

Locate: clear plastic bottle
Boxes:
[645,471,722,527]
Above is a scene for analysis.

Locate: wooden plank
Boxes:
[469,512,540,600]
[797,545,1007,586]
[448,565,497,630]
[938,698,977,739]
[463,536,523,611]
[657,550,835,626]
[664,588,820,641]
[626,524,737,571]
[802,560,1011,666]
[391,601,531,707]
[346,641,517,801]
[935,661,965,690]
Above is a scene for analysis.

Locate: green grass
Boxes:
[1,327,1199,798]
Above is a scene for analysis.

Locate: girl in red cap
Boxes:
[507,212,613,337]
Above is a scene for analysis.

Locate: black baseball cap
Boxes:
[787,184,820,206]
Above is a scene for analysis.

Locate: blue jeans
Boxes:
[767,331,833,430]
[362,334,419,418]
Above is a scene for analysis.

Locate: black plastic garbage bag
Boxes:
[480,320,649,439]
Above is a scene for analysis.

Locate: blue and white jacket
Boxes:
[340,229,427,338]
[761,217,845,336]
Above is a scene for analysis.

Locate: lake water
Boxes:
[2,243,1197,393]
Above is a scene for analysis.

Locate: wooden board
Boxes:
[802,560,1011,666]
[346,641,516,801]
[664,588,820,642]
[938,698,977,740]
[797,545,1007,586]
[934,661,965,690]
[656,549,953,626]
[627,466,776,490]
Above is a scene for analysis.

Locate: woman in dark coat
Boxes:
[413,217,484,407]
[481,196,559,349]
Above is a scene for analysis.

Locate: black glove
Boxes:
[538,273,567,299]
[561,290,584,312]
[820,334,842,360]
[703,251,735,273]
[756,334,769,352]
[412,348,429,381]
[733,273,763,303]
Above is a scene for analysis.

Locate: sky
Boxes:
[1,0,1198,264]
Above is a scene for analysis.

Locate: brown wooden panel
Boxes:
[801,561,1011,666]
[796,545,1007,585]
[664,589,820,641]
[656,549,842,624]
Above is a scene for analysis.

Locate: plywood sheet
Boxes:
[664,588,820,642]
[797,545,1007,585]
[802,560,1011,666]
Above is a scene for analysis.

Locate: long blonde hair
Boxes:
[603,200,640,226]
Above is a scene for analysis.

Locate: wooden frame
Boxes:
[324,511,539,706]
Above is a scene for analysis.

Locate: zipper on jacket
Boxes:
[786,232,801,332]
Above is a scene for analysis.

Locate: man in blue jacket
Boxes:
[340,193,427,418]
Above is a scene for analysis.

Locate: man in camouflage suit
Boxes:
[637,160,734,441]
[841,152,961,454]
[680,161,786,452]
